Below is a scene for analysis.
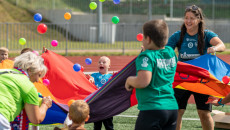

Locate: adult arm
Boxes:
[207,37,226,53]
[125,70,152,91]
[24,96,52,124]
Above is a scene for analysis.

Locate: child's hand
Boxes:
[125,80,134,91]
[42,46,47,53]
[86,74,95,84]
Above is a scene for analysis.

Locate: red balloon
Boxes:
[136,33,143,41]
[222,76,230,84]
[37,23,47,34]
[81,66,84,72]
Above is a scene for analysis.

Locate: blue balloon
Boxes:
[113,0,120,4]
[73,64,81,72]
[34,13,42,22]
[85,58,92,65]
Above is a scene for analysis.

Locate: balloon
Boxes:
[222,76,230,84]
[37,23,47,34]
[68,99,75,107]
[43,79,50,86]
[111,16,119,24]
[85,58,92,65]
[73,63,81,72]
[81,66,84,72]
[89,2,97,10]
[64,12,71,20]
[34,13,42,22]
[113,0,120,4]
[99,0,105,2]
[19,38,26,45]
[51,40,58,47]
[33,51,39,56]
[136,33,143,41]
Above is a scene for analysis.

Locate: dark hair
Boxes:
[177,5,205,55]
[143,19,169,48]
[21,48,33,54]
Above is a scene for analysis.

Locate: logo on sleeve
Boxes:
[141,57,149,67]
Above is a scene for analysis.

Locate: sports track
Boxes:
[65,54,230,104]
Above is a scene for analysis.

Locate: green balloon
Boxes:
[19,38,26,45]
[111,16,119,24]
[89,2,97,10]
[99,0,105,2]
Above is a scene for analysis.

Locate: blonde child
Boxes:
[87,56,114,130]
[55,100,90,130]
[0,47,14,68]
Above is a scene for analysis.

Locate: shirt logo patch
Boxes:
[188,42,193,48]
[141,57,148,67]
[100,79,106,84]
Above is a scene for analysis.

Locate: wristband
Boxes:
[218,98,225,107]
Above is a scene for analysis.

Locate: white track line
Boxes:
[116,115,200,121]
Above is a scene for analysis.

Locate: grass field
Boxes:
[28,104,230,130]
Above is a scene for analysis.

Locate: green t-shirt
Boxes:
[0,69,39,122]
[135,46,178,110]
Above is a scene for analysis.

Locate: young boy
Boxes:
[55,100,90,130]
[125,20,178,130]
[0,47,14,69]
[88,56,114,130]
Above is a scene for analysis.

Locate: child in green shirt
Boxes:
[125,19,178,130]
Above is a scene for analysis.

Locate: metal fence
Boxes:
[0,23,142,53]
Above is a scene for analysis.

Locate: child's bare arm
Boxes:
[125,70,152,91]
[86,74,95,84]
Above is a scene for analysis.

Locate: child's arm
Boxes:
[86,74,95,84]
[125,70,152,91]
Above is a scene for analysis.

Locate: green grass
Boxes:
[29,104,230,130]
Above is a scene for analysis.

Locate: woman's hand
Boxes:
[205,96,219,106]
[207,46,216,54]
[42,96,52,108]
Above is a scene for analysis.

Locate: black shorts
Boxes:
[135,110,178,130]
[174,88,212,111]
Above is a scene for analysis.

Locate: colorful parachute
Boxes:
[174,54,230,98]
[85,54,230,122]
[29,51,230,124]
[39,50,97,124]
[86,58,137,123]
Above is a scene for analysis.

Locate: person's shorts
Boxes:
[174,88,212,111]
[135,110,177,130]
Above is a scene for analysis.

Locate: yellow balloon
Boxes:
[64,12,71,20]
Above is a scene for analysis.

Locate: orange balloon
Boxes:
[68,99,75,107]
[64,12,71,20]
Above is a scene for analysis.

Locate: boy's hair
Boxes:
[0,47,9,53]
[143,19,169,48]
[99,56,111,65]
[21,48,33,54]
[69,100,90,124]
